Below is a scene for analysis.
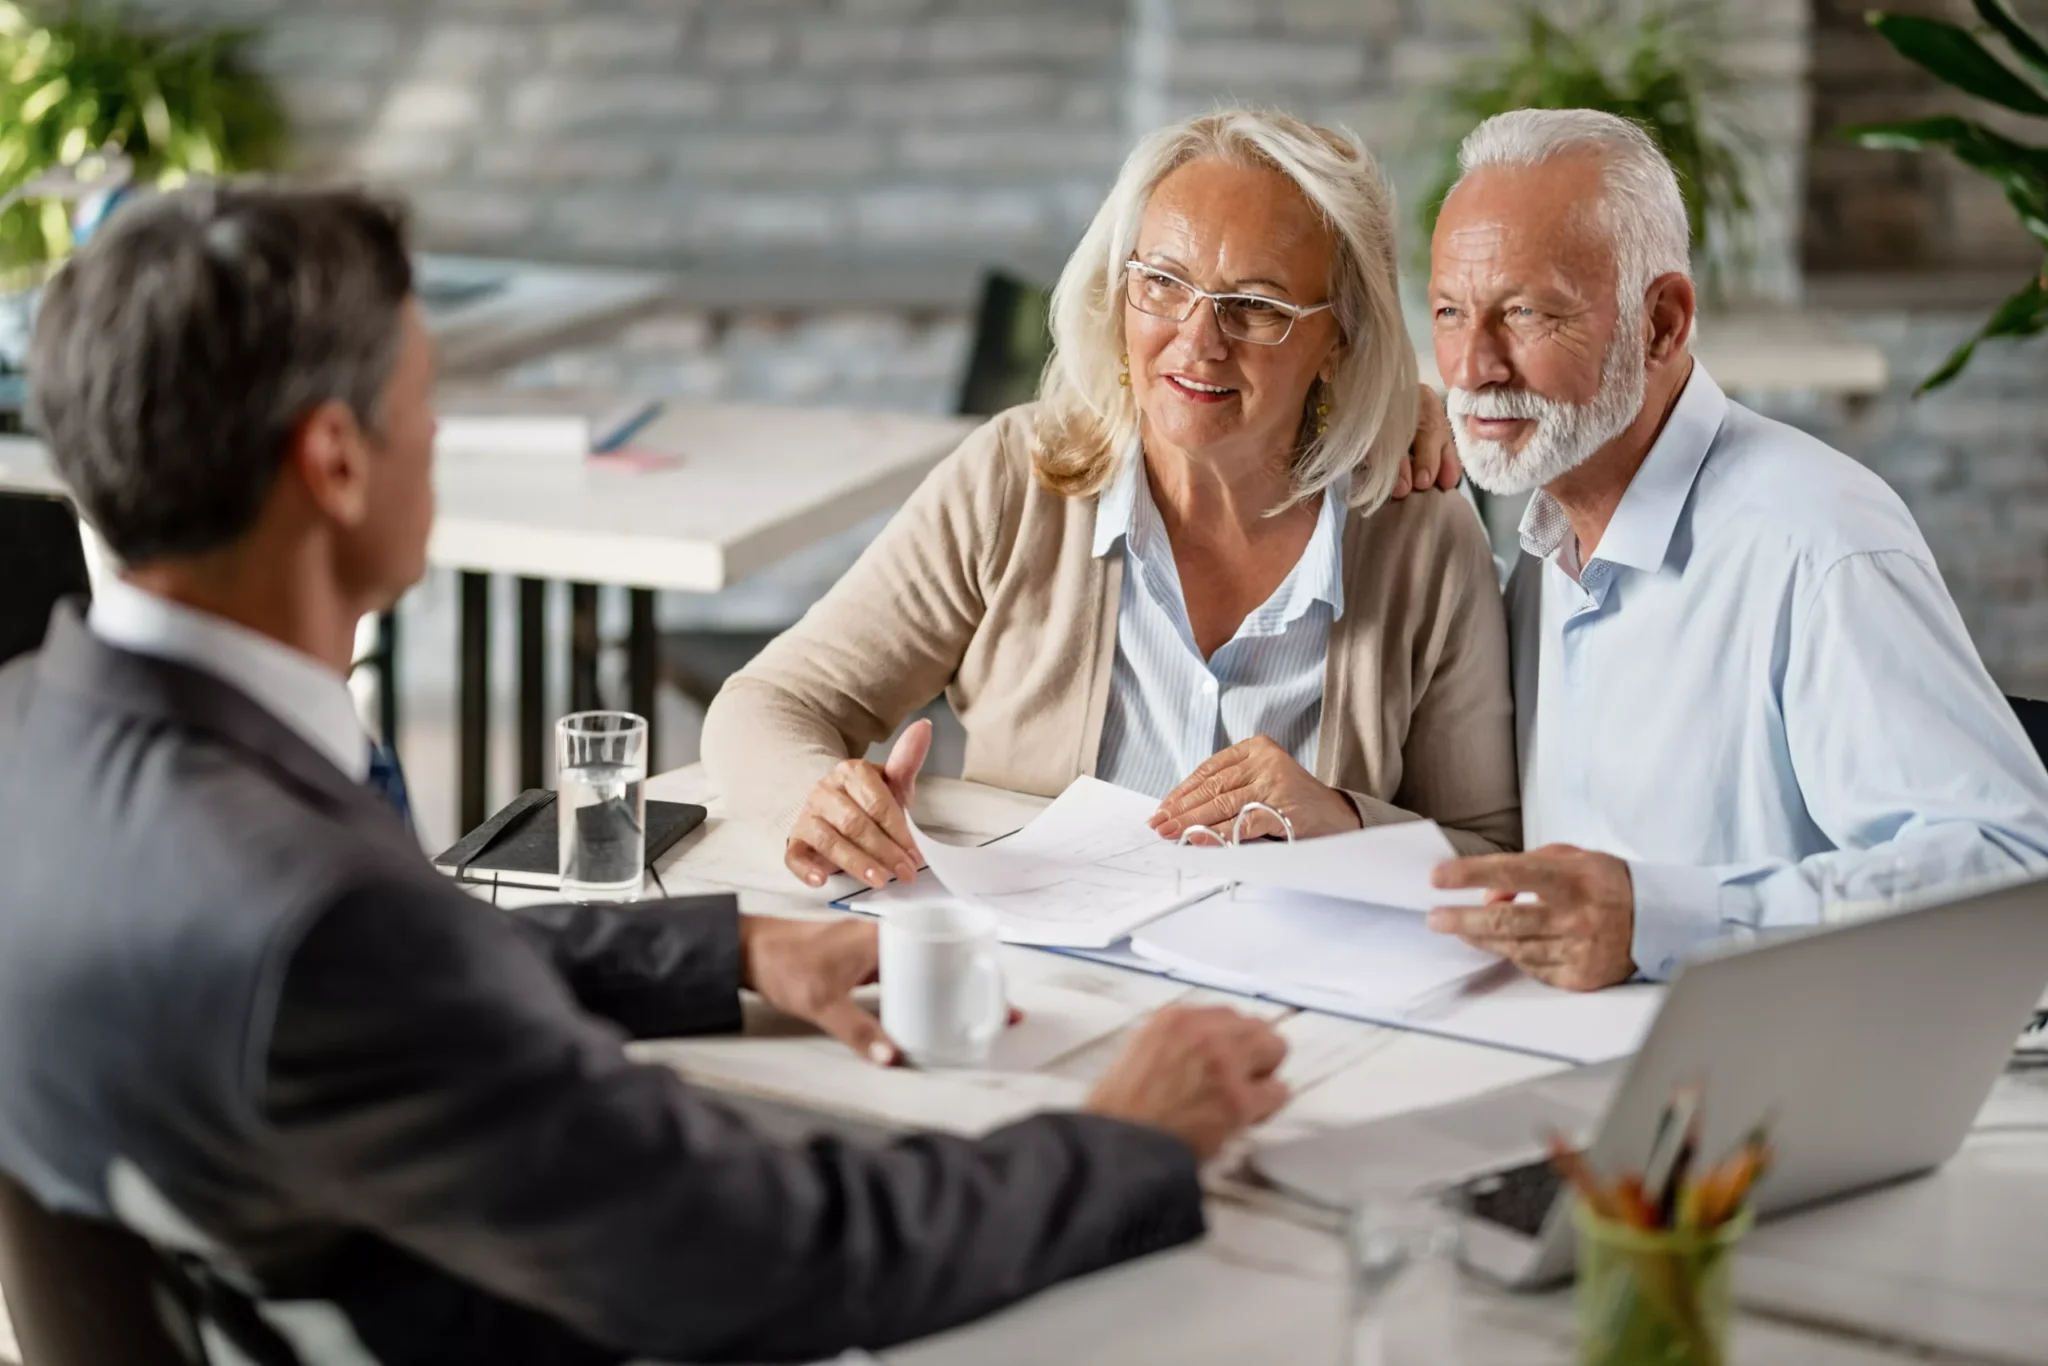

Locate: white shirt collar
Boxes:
[87,578,371,783]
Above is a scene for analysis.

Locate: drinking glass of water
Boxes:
[556,711,648,903]
[1342,1187,1486,1365]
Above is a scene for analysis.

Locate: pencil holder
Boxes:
[1573,1201,1752,1366]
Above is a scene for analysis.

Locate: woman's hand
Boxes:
[1148,736,1363,842]
[1394,383,1461,499]
[785,719,932,890]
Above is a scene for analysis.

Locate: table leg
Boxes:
[518,577,546,791]
[459,571,490,834]
[373,609,399,751]
[629,588,658,762]
[570,582,601,714]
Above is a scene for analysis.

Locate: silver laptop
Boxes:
[1253,873,2048,1288]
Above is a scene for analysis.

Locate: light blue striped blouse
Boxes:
[1093,447,1347,799]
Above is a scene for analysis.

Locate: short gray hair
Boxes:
[1033,107,1417,515]
[31,183,413,565]
[1454,108,1691,310]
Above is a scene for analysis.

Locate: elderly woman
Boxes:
[704,108,1518,891]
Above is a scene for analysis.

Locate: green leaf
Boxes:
[1841,115,2048,247]
[1866,12,2048,117]
[1972,0,2048,86]
[18,73,68,123]
[1418,0,1754,273]
[1917,272,2048,393]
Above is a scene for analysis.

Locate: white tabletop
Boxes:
[0,401,974,594]
[1,768,2026,1365]
[428,401,973,591]
[485,766,2041,1366]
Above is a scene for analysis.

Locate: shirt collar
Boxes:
[1091,439,1143,559]
[1518,361,1728,573]
[88,577,371,783]
[1092,439,1347,622]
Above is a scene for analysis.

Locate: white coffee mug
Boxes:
[879,901,1007,1068]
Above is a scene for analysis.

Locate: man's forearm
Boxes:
[501,895,744,1038]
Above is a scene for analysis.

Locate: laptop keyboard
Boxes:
[1465,1159,1566,1239]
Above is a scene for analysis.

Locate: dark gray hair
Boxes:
[30,183,413,565]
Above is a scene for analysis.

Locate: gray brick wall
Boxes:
[125,0,2042,703]
[141,0,1132,263]
[137,0,1809,288]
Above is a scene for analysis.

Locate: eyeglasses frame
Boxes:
[1121,259,1334,346]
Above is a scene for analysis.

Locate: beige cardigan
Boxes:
[703,406,1521,855]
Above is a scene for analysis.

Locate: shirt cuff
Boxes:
[1627,861,1729,981]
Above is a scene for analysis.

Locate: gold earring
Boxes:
[1314,394,1331,437]
[1118,353,1131,388]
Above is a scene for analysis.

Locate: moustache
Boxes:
[1447,387,1557,421]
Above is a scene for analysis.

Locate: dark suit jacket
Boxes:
[0,607,1204,1364]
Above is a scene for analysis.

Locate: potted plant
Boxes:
[0,0,286,424]
[1842,0,2048,393]
[1419,0,1758,297]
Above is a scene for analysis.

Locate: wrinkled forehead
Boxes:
[1433,158,1620,300]
[1135,157,1335,288]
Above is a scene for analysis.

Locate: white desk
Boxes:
[0,400,976,830]
[425,400,971,593]
[486,766,2041,1366]
[0,768,2026,1365]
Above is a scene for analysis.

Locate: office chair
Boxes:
[0,1170,204,1366]
[955,270,1054,418]
[2010,695,2048,766]
[0,490,92,671]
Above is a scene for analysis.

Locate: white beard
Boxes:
[1448,318,1649,497]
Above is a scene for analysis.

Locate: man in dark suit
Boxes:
[0,185,1291,1365]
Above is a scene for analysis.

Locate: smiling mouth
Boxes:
[1165,374,1238,401]
[1460,415,1532,437]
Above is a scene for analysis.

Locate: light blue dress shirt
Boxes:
[1093,447,1346,799]
[1509,364,2048,979]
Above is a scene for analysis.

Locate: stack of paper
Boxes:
[860,777,1228,948]
[1158,817,1488,910]
[435,388,664,463]
[1130,888,1503,1017]
[853,776,1665,1066]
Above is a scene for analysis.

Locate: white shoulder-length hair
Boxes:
[1033,107,1417,514]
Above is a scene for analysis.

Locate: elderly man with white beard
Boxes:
[1421,108,2048,991]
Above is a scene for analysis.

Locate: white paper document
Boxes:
[1131,888,1502,1016]
[1126,911,1663,1064]
[866,777,1228,948]
[1159,817,1488,910]
[1404,974,1664,1065]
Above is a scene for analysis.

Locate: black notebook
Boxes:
[433,788,707,891]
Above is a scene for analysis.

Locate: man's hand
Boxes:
[785,719,931,890]
[1149,736,1362,842]
[1085,1005,1290,1161]
[739,915,899,1065]
[1392,383,1463,500]
[1427,845,1638,992]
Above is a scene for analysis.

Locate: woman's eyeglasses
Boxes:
[1122,260,1332,346]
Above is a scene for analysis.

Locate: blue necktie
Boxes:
[365,742,414,833]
